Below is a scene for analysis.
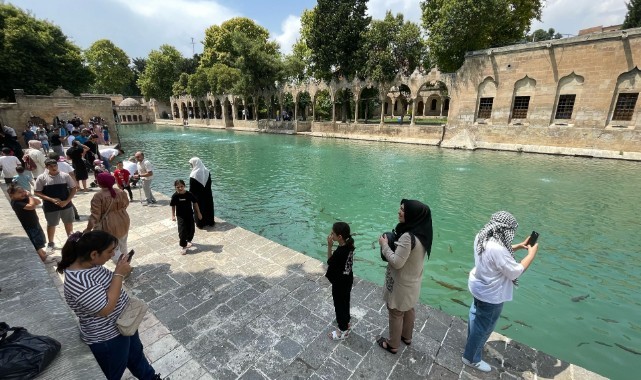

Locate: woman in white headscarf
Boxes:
[25,140,47,178]
[188,157,215,228]
[461,211,539,373]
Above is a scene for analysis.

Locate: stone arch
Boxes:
[476,77,497,120]
[417,80,449,117]
[608,67,641,125]
[173,103,179,118]
[181,102,188,120]
[199,100,207,118]
[510,75,536,121]
[314,89,332,121]
[359,86,380,123]
[296,91,312,121]
[193,100,201,118]
[551,72,584,123]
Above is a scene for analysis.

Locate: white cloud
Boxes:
[111,0,238,56]
[366,0,422,24]
[531,0,627,36]
[273,15,301,55]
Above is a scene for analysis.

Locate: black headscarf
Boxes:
[394,199,433,258]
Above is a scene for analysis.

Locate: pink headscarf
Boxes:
[97,173,116,198]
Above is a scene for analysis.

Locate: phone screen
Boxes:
[529,231,539,246]
[127,249,135,262]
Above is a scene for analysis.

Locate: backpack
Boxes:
[22,154,36,171]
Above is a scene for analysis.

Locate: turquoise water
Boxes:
[118,124,640,378]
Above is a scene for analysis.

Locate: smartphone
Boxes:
[528,231,539,246]
[126,249,135,262]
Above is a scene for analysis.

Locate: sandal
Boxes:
[401,336,412,346]
[376,337,397,354]
[329,329,350,341]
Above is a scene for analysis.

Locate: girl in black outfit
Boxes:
[170,179,202,255]
[325,221,355,340]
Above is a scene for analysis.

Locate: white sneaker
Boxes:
[462,357,491,372]
[46,245,55,256]
[180,248,188,255]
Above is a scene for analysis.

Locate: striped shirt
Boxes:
[64,266,129,344]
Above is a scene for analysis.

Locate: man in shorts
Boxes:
[34,158,77,254]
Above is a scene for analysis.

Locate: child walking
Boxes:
[170,179,202,255]
[325,221,355,340]
[8,184,56,263]
[113,161,133,201]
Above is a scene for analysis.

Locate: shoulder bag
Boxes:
[94,196,115,231]
[116,295,148,336]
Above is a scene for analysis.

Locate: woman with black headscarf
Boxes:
[461,211,538,373]
[189,157,215,228]
[377,199,433,354]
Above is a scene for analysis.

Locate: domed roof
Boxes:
[119,97,141,107]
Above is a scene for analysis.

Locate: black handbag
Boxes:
[0,322,61,379]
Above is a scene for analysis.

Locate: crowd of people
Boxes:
[2,119,217,380]
[2,118,542,377]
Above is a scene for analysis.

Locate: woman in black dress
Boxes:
[188,157,215,228]
[67,140,90,191]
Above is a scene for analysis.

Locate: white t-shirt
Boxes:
[57,161,75,174]
[0,155,22,178]
[67,135,76,146]
[468,236,524,304]
[100,148,119,161]
[123,161,137,176]
[137,159,153,180]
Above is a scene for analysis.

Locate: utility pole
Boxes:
[191,37,195,56]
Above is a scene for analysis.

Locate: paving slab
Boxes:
[0,181,608,380]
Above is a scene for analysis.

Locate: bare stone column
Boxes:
[410,98,417,126]
[353,96,360,124]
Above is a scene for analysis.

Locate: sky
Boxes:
[8,0,629,59]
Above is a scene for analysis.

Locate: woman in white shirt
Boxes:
[462,211,539,373]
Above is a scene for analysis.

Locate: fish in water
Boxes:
[597,317,619,323]
[451,298,468,307]
[549,277,573,287]
[615,343,641,355]
[448,245,453,253]
[501,324,512,331]
[577,342,589,347]
[572,294,590,302]
[433,278,465,292]
[594,341,613,347]
[514,320,532,328]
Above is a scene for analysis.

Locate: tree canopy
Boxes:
[305,0,371,81]
[137,44,184,101]
[0,4,92,101]
[421,0,543,72]
[84,39,133,94]
[623,0,641,29]
[362,11,426,84]
[526,28,562,42]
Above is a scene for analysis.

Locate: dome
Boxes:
[119,97,141,107]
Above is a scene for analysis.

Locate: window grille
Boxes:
[477,97,494,119]
[512,96,530,119]
[555,94,576,119]
[612,93,638,121]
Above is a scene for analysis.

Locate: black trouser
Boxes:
[122,185,133,200]
[331,276,353,331]
[177,215,195,248]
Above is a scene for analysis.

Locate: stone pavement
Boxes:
[3,184,606,379]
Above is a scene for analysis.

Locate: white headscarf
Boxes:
[189,157,210,186]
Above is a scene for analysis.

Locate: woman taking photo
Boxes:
[85,173,130,260]
[377,199,433,354]
[57,231,161,380]
[188,157,215,228]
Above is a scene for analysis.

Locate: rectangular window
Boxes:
[512,96,530,119]
[612,93,639,121]
[477,97,494,119]
[555,94,576,119]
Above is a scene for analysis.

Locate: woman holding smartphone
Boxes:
[462,211,539,373]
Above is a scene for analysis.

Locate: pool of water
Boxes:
[118,124,640,378]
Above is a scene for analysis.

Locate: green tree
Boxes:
[362,11,425,84]
[306,0,371,81]
[527,28,562,42]
[187,67,210,97]
[623,0,641,28]
[227,31,282,97]
[0,4,92,101]
[207,63,241,95]
[201,17,272,67]
[172,73,189,96]
[84,39,133,94]
[283,9,314,82]
[137,44,184,101]
[123,57,146,96]
[421,0,543,72]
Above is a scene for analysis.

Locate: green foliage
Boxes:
[201,17,273,67]
[314,90,332,120]
[187,67,209,97]
[623,0,641,29]
[137,44,184,101]
[0,4,92,100]
[172,73,189,96]
[362,11,425,84]
[527,28,562,42]
[123,57,146,96]
[84,39,133,94]
[421,0,543,73]
[306,0,371,81]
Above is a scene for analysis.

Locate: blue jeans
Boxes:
[463,297,504,363]
[89,331,155,380]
